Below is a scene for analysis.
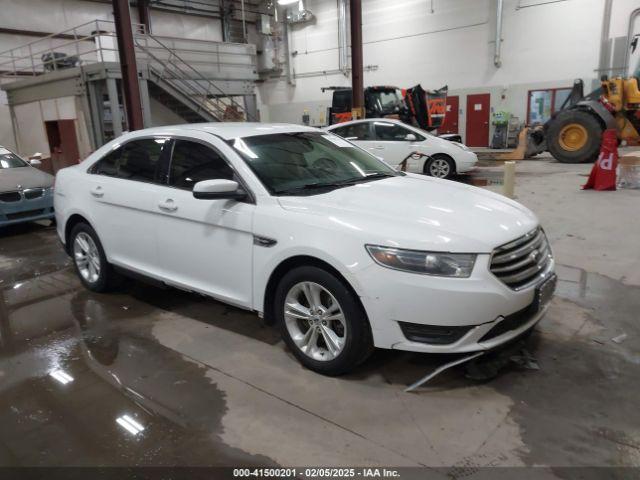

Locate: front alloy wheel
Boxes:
[275,266,373,375]
[429,158,450,178]
[426,155,455,179]
[284,281,347,361]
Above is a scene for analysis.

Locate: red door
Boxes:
[439,96,459,134]
[465,93,490,147]
[45,120,80,174]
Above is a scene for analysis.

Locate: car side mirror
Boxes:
[404,133,417,142]
[29,153,43,166]
[193,179,247,200]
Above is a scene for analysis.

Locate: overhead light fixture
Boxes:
[116,414,145,436]
[277,0,298,5]
[49,370,74,385]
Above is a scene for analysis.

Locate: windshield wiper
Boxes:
[274,182,353,195]
[335,172,397,185]
[274,173,397,196]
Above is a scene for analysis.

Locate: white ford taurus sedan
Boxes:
[54,123,555,375]
[325,118,477,179]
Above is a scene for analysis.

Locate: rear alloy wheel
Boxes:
[546,110,603,164]
[425,154,455,179]
[74,232,101,284]
[275,266,373,375]
[70,223,121,292]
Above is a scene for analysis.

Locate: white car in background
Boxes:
[55,123,554,376]
[325,118,477,179]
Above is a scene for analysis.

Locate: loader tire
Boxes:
[546,110,604,164]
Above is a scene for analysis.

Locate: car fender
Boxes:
[252,236,368,315]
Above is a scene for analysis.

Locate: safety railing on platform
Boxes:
[0,20,135,78]
[0,19,256,121]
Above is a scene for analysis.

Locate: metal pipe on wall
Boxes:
[138,0,151,33]
[494,0,503,68]
[350,0,364,118]
[338,0,348,75]
[112,0,144,131]
[597,0,613,77]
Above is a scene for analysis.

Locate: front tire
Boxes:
[70,222,121,292]
[275,266,373,376]
[546,110,603,164]
[425,154,455,179]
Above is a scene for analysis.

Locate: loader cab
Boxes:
[327,86,407,125]
[364,86,406,119]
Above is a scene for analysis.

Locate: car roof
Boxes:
[124,123,320,141]
[326,118,407,129]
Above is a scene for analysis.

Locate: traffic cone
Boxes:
[582,129,618,191]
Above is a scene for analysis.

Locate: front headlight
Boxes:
[366,245,476,277]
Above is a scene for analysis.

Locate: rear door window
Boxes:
[92,138,167,183]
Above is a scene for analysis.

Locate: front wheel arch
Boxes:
[263,255,364,327]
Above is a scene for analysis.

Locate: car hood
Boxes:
[277,174,538,253]
[0,167,54,191]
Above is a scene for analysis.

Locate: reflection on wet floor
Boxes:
[0,224,275,466]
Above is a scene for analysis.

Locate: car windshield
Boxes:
[371,91,403,111]
[230,131,399,195]
[0,148,28,169]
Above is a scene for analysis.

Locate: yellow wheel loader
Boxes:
[537,77,640,163]
[532,39,640,163]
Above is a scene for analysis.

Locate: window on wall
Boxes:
[527,88,572,125]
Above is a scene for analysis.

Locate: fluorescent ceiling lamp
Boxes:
[277,0,298,4]
[116,414,145,436]
[49,370,74,385]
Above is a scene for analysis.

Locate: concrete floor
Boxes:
[1,159,639,474]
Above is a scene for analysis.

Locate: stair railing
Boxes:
[134,33,254,122]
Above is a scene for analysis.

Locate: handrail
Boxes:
[0,19,256,123]
[134,33,254,121]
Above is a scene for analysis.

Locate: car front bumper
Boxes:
[0,190,55,227]
[355,253,555,353]
[455,151,478,173]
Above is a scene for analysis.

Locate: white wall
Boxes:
[258,0,637,142]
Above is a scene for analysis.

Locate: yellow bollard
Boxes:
[503,161,515,198]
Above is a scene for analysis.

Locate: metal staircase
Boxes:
[135,34,255,122]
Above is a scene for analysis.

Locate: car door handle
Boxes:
[90,186,104,198]
[370,146,385,150]
[158,199,178,212]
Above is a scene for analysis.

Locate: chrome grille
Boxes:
[490,227,553,290]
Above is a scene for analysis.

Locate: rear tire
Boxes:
[424,154,455,179]
[69,222,121,292]
[546,110,603,164]
[275,266,373,376]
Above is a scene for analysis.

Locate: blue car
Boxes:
[0,146,55,227]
